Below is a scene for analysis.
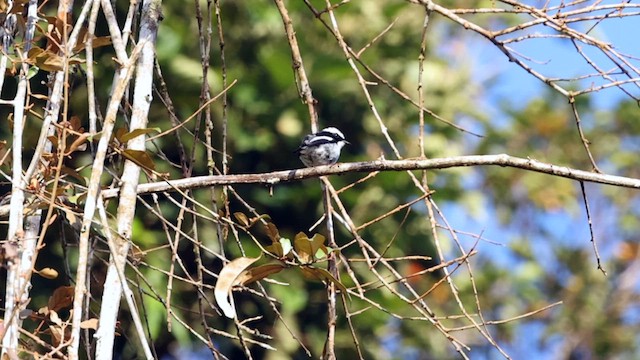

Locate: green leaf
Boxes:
[315,246,331,260]
[26,65,39,79]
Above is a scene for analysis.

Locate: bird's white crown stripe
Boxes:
[307,135,335,144]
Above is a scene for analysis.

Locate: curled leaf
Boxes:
[26,46,68,71]
[48,323,65,346]
[214,256,261,318]
[280,238,292,257]
[49,310,62,325]
[294,232,327,264]
[61,165,87,186]
[310,234,330,260]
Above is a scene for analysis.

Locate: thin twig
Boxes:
[579,181,606,275]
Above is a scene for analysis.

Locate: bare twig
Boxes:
[579,181,606,275]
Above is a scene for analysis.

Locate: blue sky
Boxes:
[425,3,640,356]
[484,2,640,111]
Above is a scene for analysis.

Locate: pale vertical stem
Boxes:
[166,198,187,333]
[23,0,38,52]
[93,1,161,358]
[418,7,431,158]
[24,0,94,182]
[1,71,27,360]
[321,178,338,360]
[0,0,16,92]
[1,0,34,354]
[3,1,94,356]
[96,200,154,360]
[210,0,227,253]
[68,44,141,360]
[86,0,102,136]
[121,0,138,48]
[100,0,129,64]
[0,55,7,92]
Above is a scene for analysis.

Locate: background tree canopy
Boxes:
[1,0,639,359]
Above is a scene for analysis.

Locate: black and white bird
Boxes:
[295,127,349,167]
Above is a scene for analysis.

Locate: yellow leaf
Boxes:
[80,318,99,330]
[36,267,59,279]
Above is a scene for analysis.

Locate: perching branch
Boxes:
[95,155,640,200]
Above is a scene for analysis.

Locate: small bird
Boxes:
[295,127,349,167]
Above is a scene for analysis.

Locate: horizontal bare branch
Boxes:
[97,154,640,199]
[2,154,636,218]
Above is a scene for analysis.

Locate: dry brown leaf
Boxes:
[214,256,261,318]
[47,286,74,312]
